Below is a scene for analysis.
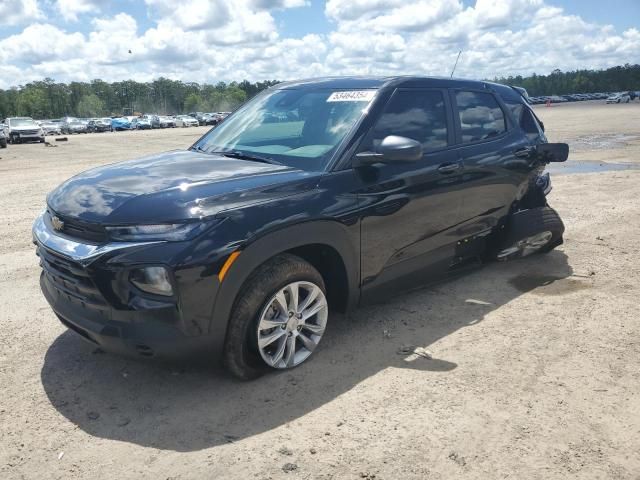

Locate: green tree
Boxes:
[184,93,203,112]
[15,84,49,117]
[77,94,105,117]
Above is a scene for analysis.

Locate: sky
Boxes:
[0,0,638,88]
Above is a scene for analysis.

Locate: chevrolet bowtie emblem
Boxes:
[51,215,64,231]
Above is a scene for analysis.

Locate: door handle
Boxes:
[437,162,461,174]
[514,146,534,158]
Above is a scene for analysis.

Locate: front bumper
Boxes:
[32,213,220,360]
[13,131,43,140]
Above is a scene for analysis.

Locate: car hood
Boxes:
[12,125,40,131]
[47,150,321,224]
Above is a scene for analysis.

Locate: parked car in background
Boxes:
[132,117,152,130]
[87,118,111,133]
[216,112,231,124]
[40,120,62,136]
[0,125,7,148]
[201,113,216,125]
[158,115,176,128]
[111,117,133,131]
[2,117,45,143]
[61,117,79,134]
[189,112,214,125]
[65,120,88,134]
[606,93,631,103]
[175,115,199,127]
[148,115,161,129]
[34,76,569,378]
[138,115,155,127]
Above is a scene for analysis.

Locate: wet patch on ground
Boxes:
[548,161,640,175]
[509,274,592,295]
[570,133,639,151]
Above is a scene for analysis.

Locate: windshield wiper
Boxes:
[210,150,282,165]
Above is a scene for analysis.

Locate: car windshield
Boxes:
[192,88,377,171]
[12,118,36,127]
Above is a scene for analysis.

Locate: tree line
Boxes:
[1,64,639,119]
[493,64,640,96]
[0,78,280,120]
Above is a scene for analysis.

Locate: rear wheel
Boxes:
[496,207,564,261]
[223,253,328,380]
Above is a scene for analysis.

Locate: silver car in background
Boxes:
[2,117,44,143]
[0,125,7,148]
[175,115,199,127]
[39,120,62,136]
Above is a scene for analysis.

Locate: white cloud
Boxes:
[0,23,85,64]
[324,0,640,78]
[0,0,639,88]
[55,0,103,22]
[0,0,42,25]
[326,0,463,32]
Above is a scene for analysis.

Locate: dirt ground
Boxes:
[1,101,639,479]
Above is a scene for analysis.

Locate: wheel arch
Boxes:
[208,220,360,352]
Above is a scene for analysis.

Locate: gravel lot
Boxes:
[1,101,639,479]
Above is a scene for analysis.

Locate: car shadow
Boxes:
[41,251,574,452]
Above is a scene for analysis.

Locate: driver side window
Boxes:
[367,90,449,154]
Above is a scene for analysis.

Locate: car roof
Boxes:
[275,76,498,91]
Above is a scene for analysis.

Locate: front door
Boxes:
[356,88,470,300]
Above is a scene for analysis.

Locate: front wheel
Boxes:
[223,253,328,380]
[496,207,564,261]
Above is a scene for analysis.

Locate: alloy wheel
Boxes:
[256,281,328,369]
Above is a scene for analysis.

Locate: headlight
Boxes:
[106,219,221,242]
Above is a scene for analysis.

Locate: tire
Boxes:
[0,138,6,148]
[39,138,45,143]
[223,253,328,380]
[496,206,564,261]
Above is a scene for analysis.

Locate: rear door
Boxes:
[357,88,469,298]
[449,88,532,238]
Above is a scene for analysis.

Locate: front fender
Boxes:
[206,220,360,357]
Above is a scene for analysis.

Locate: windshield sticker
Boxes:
[327,90,376,102]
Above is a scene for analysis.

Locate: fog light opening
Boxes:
[135,344,154,357]
[130,266,174,296]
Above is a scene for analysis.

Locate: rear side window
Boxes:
[455,91,506,143]
[369,90,449,153]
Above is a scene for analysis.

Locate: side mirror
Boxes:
[537,142,569,163]
[354,135,423,167]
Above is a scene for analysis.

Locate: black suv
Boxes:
[33,77,568,379]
